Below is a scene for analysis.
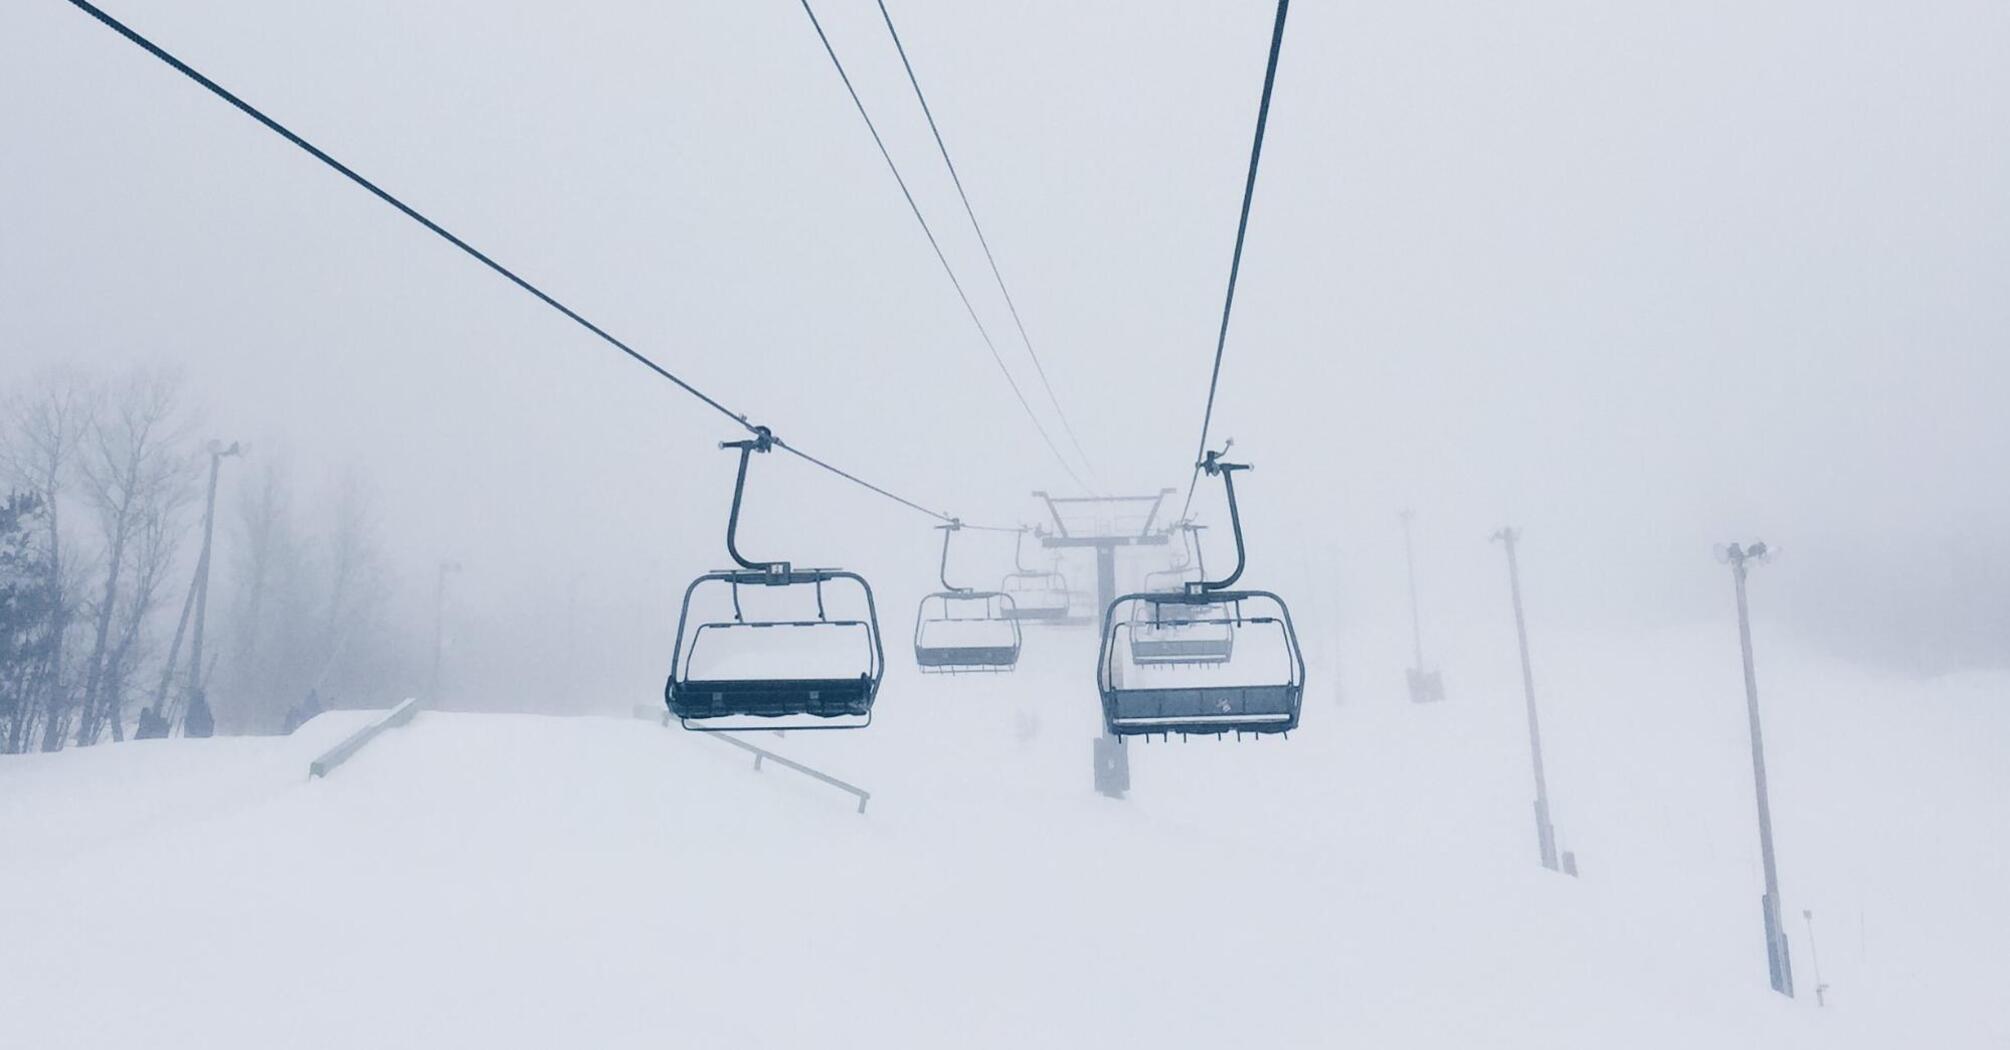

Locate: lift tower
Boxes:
[1034,490,1176,619]
[1036,490,1174,800]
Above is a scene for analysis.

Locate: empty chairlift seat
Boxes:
[913,591,1021,672]
[1094,448,1307,738]
[665,429,884,731]
[1000,571,1072,621]
[1127,599,1236,665]
[1099,590,1302,736]
[998,528,1075,623]
[912,522,1023,673]
[668,568,884,728]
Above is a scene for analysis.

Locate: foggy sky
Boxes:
[4,0,2005,702]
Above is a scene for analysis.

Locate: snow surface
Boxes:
[2,624,2004,1048]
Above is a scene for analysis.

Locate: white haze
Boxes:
[3,0,2006,711]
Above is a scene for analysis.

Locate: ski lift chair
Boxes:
[1130,522,1235,665]
[1097,450,1305,738]
[666,430,884,730]
[912,523,1022,673]
[999,528,1072,623]
[1141,521,1202,595]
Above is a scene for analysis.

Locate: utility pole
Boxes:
[1400,510,1444,702]
[137,561,201,739]
[1492,527,1564,873]
[428,560,462,708]
[180,440,241,738]
[1722,540,1794,997]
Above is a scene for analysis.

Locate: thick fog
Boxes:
[4,0,2005,715]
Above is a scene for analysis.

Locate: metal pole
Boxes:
[181,441,238,737]
[427,561,458,707]
[1400,510,1425,673]
[1495,527,1559,872]
[1095,543,1117,622]
[1728,542,1794,996]
[1093,539,1127,799]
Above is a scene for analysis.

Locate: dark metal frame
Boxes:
[912,522,1022,674]
[1133,521,1235,664]
[1032,488,1177,547]
[665,431,885,731]
[1031,492,1175,635]
[1099,591,1303,736]
[1142,521,1204,594]
[998,528,1076,623]
[1095,450,1305,738]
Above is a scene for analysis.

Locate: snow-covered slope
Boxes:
[1,626,2002,1048]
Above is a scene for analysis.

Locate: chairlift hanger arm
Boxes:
[936,520,966,592]
[1013,527,1037,573]
[1180,520,1209,576]
[1137,487,1176,538]
[1188,449,1250,593]
[721,430,786,575]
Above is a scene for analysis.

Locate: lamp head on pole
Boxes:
[1717,541,1773,568]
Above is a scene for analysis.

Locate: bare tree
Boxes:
[221,466,405,730]
[316,472,389,686]
[218,459,308,733]
[100,500,192,734]
[71,371,197,746]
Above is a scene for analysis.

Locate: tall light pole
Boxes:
[180,440,242,737]
[1400,510,1444,703]
[1721,540,1794,997]
[1492,527,1563,873]
[427,559,462,708]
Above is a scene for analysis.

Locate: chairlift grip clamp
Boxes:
[721,424,776,454]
